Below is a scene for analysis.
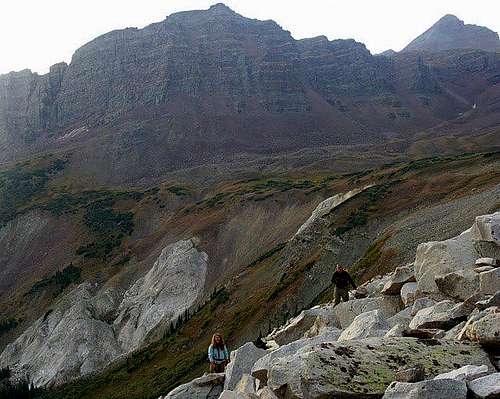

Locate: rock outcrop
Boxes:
[114,239,208,350]
[0,283,122,386]
[0,238,208,386]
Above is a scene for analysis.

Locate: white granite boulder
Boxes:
[224,343,267,391]
[338,310,389,341]
[476,258,499,267]
[434,270,479,301]
[467,373,500,399]
[165,373,224,398]
[251,331,341,384]
[471,212,500,245]
[479,268,500,295]
[382,379,467,399]
[266,338,493,398]
[462,308,500,346]
[401,282,417,306]
[414,229,478,299]
[267,306,337,345]
[333,295,402,328]
[409,300,459,330]
[382,265,415,295]
[434,364,490,381]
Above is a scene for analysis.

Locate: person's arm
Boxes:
[224,346,230,363]
[208,346,214,363]
[331,271,338,285]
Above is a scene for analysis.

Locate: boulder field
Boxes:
[162,212,500,399]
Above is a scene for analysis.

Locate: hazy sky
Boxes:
[1,0,499,75]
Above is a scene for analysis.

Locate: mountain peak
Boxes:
[209,3,235,13]
[403,14,500,53]
[437,14,461,24]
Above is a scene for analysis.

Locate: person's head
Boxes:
[336,264,344,272]
[212,333,225,347]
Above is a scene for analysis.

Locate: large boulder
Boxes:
[472,212,500,259]
[385,324,406,338]
[266,338,493,398]
[476,258,499,267]
[165,373,224,399]
[401,282,417,306]
[382,265,415,295]
[409,300,460,330]
[434,364,490,381]
[479,268,500,295]
[257,387,279,399]
[267,306,337,345]
[304,314,340,338]
[382,379,467,399]
[443,321,466,340]
[472,212,500,244]
[414,229,478,299]
[462,308,500,346]
[411,298,436,316]
[387,307,412,328]
[218,391,258,399]
[357,274,392,297]
[467,373,500,399]
[476,291,500,310]
[235,374,258,394]
[224,343,267,391]
[251,332,341,384]
[333,296,402,328]
[434,270,479,301]
[338,310,389,341]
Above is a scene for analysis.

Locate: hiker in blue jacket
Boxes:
[208,333,230,373]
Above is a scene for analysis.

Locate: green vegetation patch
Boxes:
[252,179,314,192]
[349,235,391,279]
[394,152,479,176]
[333,183,394,237]
[25,264,81,297]
[0,318,18,336]
[268,259,316,301]
[167,186,189,197]
[247,242,287,268]
[0,159,67,226]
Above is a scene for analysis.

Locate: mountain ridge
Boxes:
[1,5,500,186]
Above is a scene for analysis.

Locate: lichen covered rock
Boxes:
[267,337,493,398]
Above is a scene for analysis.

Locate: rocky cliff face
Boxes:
[1,5,500,183]
[0,238,208,386]
[403,14,500,53]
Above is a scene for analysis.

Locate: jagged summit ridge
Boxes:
[403,14,500,53]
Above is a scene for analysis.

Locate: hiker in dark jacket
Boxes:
[208,333,230,373]
[331,264,356,305]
